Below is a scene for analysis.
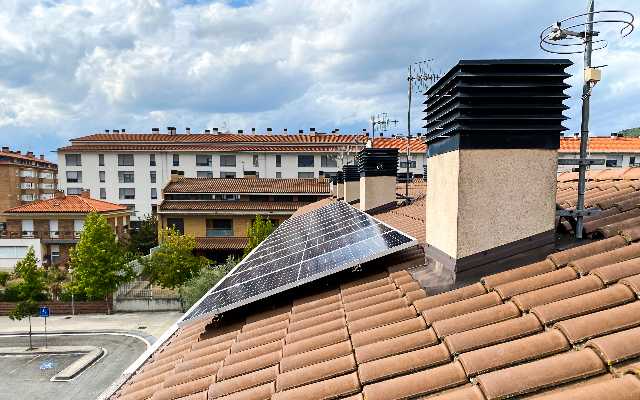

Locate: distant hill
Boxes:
[615,127,640,137]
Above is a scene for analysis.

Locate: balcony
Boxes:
[0,230,83,243]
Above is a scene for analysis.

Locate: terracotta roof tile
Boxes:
[586,327,640,365]
[160,201,307,212]
[475,349,606,399]
[223,340,283,366]
[620,274,640,295]
[289,301,342,323]
[244,307,291,327]
[342,283,397,305]
[421,292,503,325]
[458,330,570,377]
[354,329,439,364]
[372,137,426,152]
[532,284,635,326]
[397,280,422,295]
[229,329,287,353]
[4,195,128,214]
[493,268,578,300]
[271,372,361,400]
[275,354,356,391]
[162,363,220,389]
[342,289,402,313]
[208,366,278,398]
[216,350,281,381]
[285,317,346,344]
[340,272,390,293]
[287,309,345,333]
[482,260,556,289]
[413,283,487,311]
[350,317,432,348]
[511,275,604,311]
[361,361,467,400]
[432,302,521,338]
[347,305,417,334]
[150,375,213,400]
[425,386,486,400]
[236,320,289,342]
[621,226,640,242]
[281,327,349,357]
[443,314,543,356]
[345,297,409,323]
[291,291,341,313]
[279,340,352,373]
[404,289,427,304]
[591,259,640,285]
[176,350,229,373]
[531,375,640,400]
[210,382,274,400]
[118,383,164,400]
[559,137,640,153]
[164,178,329,194]
[554,301,640,344]
[569,243,640,275]
[583,209,640,236]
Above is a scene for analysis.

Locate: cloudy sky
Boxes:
[0,0,638,158]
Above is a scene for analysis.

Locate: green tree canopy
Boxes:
[179,257,236,309]
[140,228,210,289]
[69,212,133,307]
[244,215,275,257]
[126,214,158,256]
[10,247,47,349]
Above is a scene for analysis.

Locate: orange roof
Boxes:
[372,137,427,152]
[0,150,57,167]
[71,133,368,144]
[3,195,128,214]
[195,237,249,251]
[164,178,330,194]
[560,137,640,153]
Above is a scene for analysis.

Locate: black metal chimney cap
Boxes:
[343,165,359,182]
[336,171,345,183]
[357,148,398,177]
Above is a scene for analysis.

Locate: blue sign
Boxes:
[39,306,49,317]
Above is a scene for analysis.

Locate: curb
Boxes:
[0,330,156,344]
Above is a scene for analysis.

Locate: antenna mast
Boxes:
[539,0,634,239]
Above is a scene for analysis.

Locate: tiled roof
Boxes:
[372,137,427,152]
[70,133,368,144]
[163,178,330,194]
[57,144,353,153]
[195,237,249,251]
[559,137,640,153]
[0,150,57,166]
[159,201,310,213]
[110,227,640,400]
[3,195,128,214]
[290,197,335,218]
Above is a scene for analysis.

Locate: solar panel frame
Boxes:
[178,201,418,325]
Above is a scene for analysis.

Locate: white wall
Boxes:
[0,239,43,272]
[558,152,640,171]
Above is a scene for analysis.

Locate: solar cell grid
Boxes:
[181,201,417,323]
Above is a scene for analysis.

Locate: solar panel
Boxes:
[181,201,418,323]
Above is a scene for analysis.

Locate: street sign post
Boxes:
[39,306,49,348]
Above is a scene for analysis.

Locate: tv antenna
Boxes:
[539,0,634,239]
[405,59,440,196]
[371,113,398,138]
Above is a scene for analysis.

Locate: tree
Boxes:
[126,214,158,256]
[244,215,275,257]
[179,257,236,309]
[69,212,134,312]
[9,247,47,350]
[140,228,209,289]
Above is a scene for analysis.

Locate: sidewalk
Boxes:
[0,311,181,339]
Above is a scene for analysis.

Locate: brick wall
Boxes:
[0,300,109,316]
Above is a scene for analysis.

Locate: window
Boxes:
[206,219,233,237]
[65,154,81,166]
[21,194,35,201]
[20,169,34,178]
[221,171,236,178]
[630,156,637,166]
[223,194,239,200]
[22,219,34,237]
[170,170,184,176]
[66,171,82,183]
[49,220,58,238]
[276,171,282,179]
[172,154,180,167]
[100,188,106,199]
[399,161,417,168]
[99,171,105,183]
[253,154,259,167]
[119,188,135,200]
[321,154,337,168]
[150,171,156,183]
[39,193,53,200]
[298,172,314,179]
[67,188,82,195]
[20,182,34,189]
[197,171,213,178]
[98,154,105,166]
[298,155,314,167]
[276,155,282,168]
[51,245,60,264]
[74,219,85,238]
[196,154,212,166]
[606,159,618,168]
[166,218,184,234]
[151,188,158,200]
[118,154,134,166]
[220,155,236,167]
[149,154,156,166]
[118,171,135,183]
[244,171,258,178]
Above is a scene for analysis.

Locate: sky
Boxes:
[0,0,638,159]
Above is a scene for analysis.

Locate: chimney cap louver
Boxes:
[105,129,110,133]
[357,148,398,177]
[205,129,211,134]
[298,129,304,134]
[238,129,243,134]
[152,127,160,133]
[343,165,359,182]
[267,128,273,132]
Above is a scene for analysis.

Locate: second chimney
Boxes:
[357,148,398,211]
[342,165,359,203]
[336,171,344,200]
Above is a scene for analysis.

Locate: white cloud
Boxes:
[0,0,639,155]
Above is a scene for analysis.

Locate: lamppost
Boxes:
[69,267,75,316]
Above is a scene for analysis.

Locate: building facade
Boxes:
[558,135,640,171]
[0,191,131,271]
[0,147,57,228]
[157,177,330,261]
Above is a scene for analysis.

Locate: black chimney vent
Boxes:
[329,175,338,185]
[343,165,359,182]
[424,59,572,156]
[336,171,344,183]
[356,148,398,177]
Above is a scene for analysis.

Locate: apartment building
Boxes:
[558,134,640,171]
[0,190,131,270]
[157,177,330,261]
[0,147,57,228]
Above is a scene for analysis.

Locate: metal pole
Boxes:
[44,317,47,348]
[71,269,75,316]
[575,0,595,239]
[407,65,412,197]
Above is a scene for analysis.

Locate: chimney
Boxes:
[122,129,126,133]
[379,132,383,137]
[15,150,20,154]
[267,128,273,133]
[40,154,45,160]
[152,128,160,133]
[342,165,359,203]
[105,129,110,133]
[212,128,219,134]
[238,129,244,134]
[617,132,624,138]
[423,59,572,282]
[336,171,344,200]
[54,190,65,199]
[168,127,176,135]
[298,129,304,134]
[79,189,91,199]
[113,129,119,133]
[357,148,398,211]
[26,151,33,157]
[251,128,256,133]
[574,132,579,138]
[335,128,340,133]
[1,146,8,152]
[170,173,181,183]
[186,127,191,134]
[205,129,211,134]
[284,128,288,133]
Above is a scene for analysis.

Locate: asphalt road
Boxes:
[0,334,147,400]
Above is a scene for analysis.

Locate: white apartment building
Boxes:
[557,134,640,172]
[57,130,428,222]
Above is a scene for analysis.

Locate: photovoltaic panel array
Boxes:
[182,201,417,323]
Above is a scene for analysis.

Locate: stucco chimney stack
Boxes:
[357,148,398,212]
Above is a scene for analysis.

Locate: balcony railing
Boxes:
[0,230,84,240]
